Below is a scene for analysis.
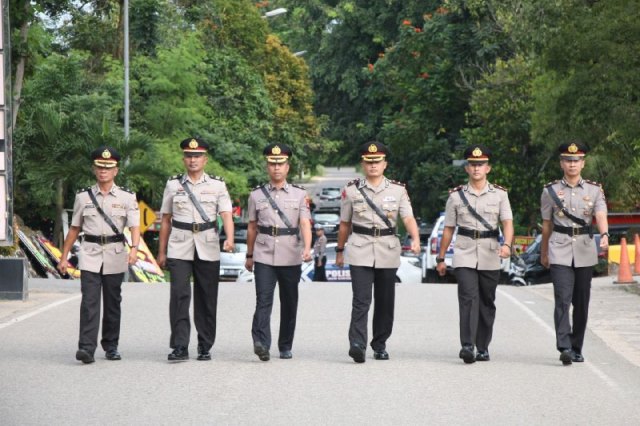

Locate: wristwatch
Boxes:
[336,247,345,253]
[600,232,610,238]
[436,257,445,264]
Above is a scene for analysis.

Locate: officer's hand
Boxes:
[157,253,167,269]
[302,248,312,263]
[541,253,550,269]
[335,252,344,267]
[128,248,138,265]
[436,260,446,276]
[600,234,609,250]
[498,245,511,259]
[223,240,235,253]
[411,239,421,255]
[245,258,254,272]
[57,259,68,275]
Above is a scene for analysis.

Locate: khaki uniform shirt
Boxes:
[444,182,512,270]
[340,177,414,269]
[248,182,311,266]
[71,184,139,274]
[540,178,606,267]
[160,174,232,262]
[314,234,327,258]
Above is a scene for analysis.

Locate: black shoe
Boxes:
[254,342,270,361]
[105,349,121,361]
[197,345,211,361]
[559,349,573,365]
[76,349,95,364]
[571,350,584,363]
[168,346,189,362]
[373,350,389,360]
[476,350,490,362]
[279,350,293,359]
[459,346,476,364]
[348,343,366,363]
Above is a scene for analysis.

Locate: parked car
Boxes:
[400,232,430,257]
[219,241,248,281]
[237,243,422,283]
[312,212,340,241]
[421,213,510,283]
[314,187,341,212]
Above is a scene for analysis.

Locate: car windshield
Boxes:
[313,213,340,222]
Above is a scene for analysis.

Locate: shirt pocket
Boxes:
[199,195,218,217]
[110,208,127,228]
[483,203,499,220]
[170,230,186,242]
[173,195,190,212]
[284,199,299,210]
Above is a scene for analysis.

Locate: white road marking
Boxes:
[0,294,81,330]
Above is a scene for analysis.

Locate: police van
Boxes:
[421,213,510,283]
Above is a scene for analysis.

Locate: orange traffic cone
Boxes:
[614,236,637,284]
[634,233,640,276]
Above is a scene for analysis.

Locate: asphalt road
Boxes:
[2,277,640,425]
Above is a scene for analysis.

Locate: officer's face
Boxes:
[267,161,290,182]
[93,166,118,183]
[464,161,491,181]
[183,153,207,174]
[560,157,585,177]
[362,159,387,177]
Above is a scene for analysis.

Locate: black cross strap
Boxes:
[357,183,394,229]
[457,188,496,232]
[260,185,300,240]
[180,179,212,223]
[546,185,589,227]
[86,189,123,237]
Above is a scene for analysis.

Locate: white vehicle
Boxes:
[421,213,510,283]
[238,243,422,284]
[219,242,249,281]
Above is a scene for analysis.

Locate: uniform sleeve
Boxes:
[126,193,140,227]
[217,182,233,213]
[339,186,352,222]
[593,186,607,214]
[443,194,457,227]
[298,191,311,219]
[499,191,513,221]
[70,194,84,228]
[398,187,414,219]
[540,188,553,220]
[248,192,257,221]
[160,181,173,215]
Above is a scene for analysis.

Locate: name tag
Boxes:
[383,196,396,202]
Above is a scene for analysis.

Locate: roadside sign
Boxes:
[138,201,157,234]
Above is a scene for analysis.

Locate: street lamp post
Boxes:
[124,0,129,140]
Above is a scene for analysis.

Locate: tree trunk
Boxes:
[12,3,31,129]
[54,178,66,247]
[114,0,125,60]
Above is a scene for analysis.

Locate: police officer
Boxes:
[157,137,235,362]
[540,142,609,365]
[336,141,420,363]
[313,224,328,282]
[58,146,140,364]
[245,143,312,361]
[436,145,513,364]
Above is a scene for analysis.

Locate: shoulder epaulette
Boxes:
[346,178,360,187]
[389,179,405,187]
[544,180,559,188]
[251,184,266,192]
[120,187,135,194]
[584,179,602,187]
[169,174,183,181]
[448,185,463,194]
[291,183,305,190]
[77,186,92,194]
[208,174,224,182]
[492,183,508,192]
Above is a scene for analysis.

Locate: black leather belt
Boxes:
[457,227,499,239]
[352,224,396,237]
[553,225,591,236]
[258,225,299,236]
[172,219,217,233]
[84,234,125,244]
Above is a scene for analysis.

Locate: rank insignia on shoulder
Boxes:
[346,178,360,187]
[169,174,183,181]
[492,183,508,192]
[449,185,463,194]
[121,187,135,194]
[252,184,266,192]
[389,179,405,187]
[208,174,224,181]
[584,179,601,187]
[78,186,92,194]
[544,180,559,187]
[291,183,306,190]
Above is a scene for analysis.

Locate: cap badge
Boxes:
[568,143,578,153]
[102,149,111,159]
[272,145,282,155]
[368,144,378,153]
[472,147,482,158]
[188,139,198,149]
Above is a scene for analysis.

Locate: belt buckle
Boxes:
[373,226,381,237]
[192,223,200,233]
[272,226,279,237]
[474,230,480,239]
[100,235,108,245]
[572,227,579,236]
